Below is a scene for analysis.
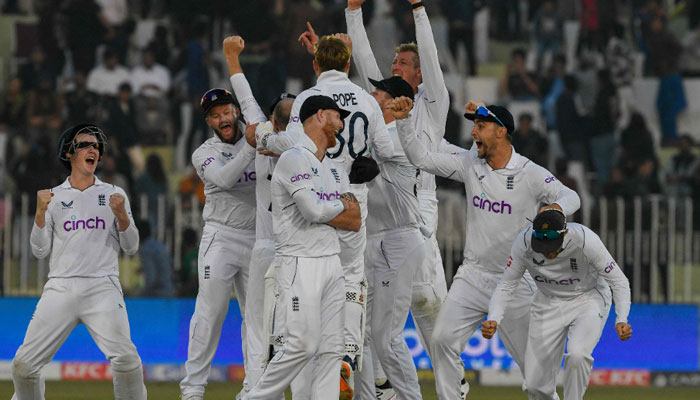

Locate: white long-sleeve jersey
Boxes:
[229,73,277,241]
[259,70,394,177]
[192,127,257,231]
[367,120,420,234]
[271,134,350,257]
[396,118,581,275]
[346,6,449,196]
[30,177,138,278]
[488,223,631,324]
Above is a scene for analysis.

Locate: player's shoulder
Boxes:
[515,226,533,254]
[520,155,555,181]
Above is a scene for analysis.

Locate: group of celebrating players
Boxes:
[9,1,634,400]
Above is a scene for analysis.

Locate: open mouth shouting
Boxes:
[219,121,233,137]
[85,155,97,167]
[475,139,484,152]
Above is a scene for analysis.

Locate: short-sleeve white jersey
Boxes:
[271,134,350,257]
[367,120,420,234]
[396,118,581,275]
[489,223,632,324]
[30,177,138,278]
[192,132,257,230]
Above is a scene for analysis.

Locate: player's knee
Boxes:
[430,321,453,350]
[12,357,39,379]
[564,349,591,367]
[110,350,142,372]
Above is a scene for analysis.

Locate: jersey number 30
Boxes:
[327,112,368,160]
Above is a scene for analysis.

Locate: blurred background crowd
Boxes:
[0,0,699,300]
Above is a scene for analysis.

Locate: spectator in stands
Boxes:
[100,154,131,194]
[96,0,130,62]
[135,219,175,298]
[512,113,548,167]
[26,74,63,141]
[607,112,661,197]
[178,166,206,210]
[541,54,566,130]
[648,15,687,142]
[499,48,540,101]
[605,23,635,130]
[178,227,199,297]
[492,0,521,40]
[441,0,482,76]
[0,77,27,133]
[131,46,172,96]
[149,25,172,67]
[64,72,99,126]
[104,82,141,155]
[134,153,168,227]
[666,135,699,197]
[579,0,600,52]
[556,75,589,162]
[10,136,63,212]
[282,0,321,90]
[62,0,105,74]
[575,52,597,114]
[186,20,209,101]
[131,46,172,144]
[86,47,131,97]
[590,69,619,189]
[554,158,581,222]
[533,0,562,72]
[18,47,55,92]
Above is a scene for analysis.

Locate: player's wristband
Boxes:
[411,1,424,10]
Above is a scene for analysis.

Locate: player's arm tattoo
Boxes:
[340,192,358,203]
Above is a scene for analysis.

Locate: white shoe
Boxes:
[375,379,396,400]
[460,378,470,399]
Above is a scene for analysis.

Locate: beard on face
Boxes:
[212,116,242,144]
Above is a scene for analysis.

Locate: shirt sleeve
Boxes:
[192,144,256,190]
[414,7,450,138]
[275,151,345,223]
[345,7,384,93]
[396,118,469,182]
[488,234,528,323]
[582,226,631,324]
[230,73,267,124]
[525,163,581,216]
[116,187,139,255]
[439,138,469,154]
[30,210,53,259]
[367,99,395,161]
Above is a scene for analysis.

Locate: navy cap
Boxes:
[299,95,351,123]
[201,88,235,114]
[369,76,414,101]
[531,209,567,255]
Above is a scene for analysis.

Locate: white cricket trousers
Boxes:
[525,284,611,400]
[431,265,535,399]
[12,277,146,400]
[243,254,345,400]
[361,228,425,400]
[180,223,254,398]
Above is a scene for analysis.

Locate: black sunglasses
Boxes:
[74,141,99,150]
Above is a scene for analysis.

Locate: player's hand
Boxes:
[538,203,563,213]
[332,33,353,53]
[258,148,281,157]
[407,0,423,7]
[465,101,487,114]
[36,189,54,214]
[245,122,259,148]
[298,21,319,55]
[616,322,632,341]
[339,192,358,210]
[481,321,498,339]
[389,96,413,120]
[223,35,245,58]
[348,0,366,10]
[109,193,127,217]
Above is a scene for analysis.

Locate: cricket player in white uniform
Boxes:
[221,34,294,399]
[243,95,361,399]
[180,87,258,400]
[390,97,581,399]
[344,4,450,393]
[257,35,395,397]
[483,209,633,400]
[12,124,146,400]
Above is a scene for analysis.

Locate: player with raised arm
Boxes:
[179,86,259,400]
[12,124,146,400]
[482,209,632,400]
[390,96,580,399]
[243,95,361,399]
[344,3,451,393]
[257,34,395,397]
[222,34,295,399]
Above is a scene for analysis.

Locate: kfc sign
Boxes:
[589,369,650,387]
[62,362,113,380]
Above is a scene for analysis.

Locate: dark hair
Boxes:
[146,153,167,184]
[519,113,533,122]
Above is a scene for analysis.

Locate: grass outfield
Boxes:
[1,381,700,399]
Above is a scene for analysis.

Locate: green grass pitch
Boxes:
[1,381,700,399]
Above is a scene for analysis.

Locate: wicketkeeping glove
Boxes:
[349,156,380,184]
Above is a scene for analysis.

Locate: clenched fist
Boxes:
[389,96,413,120]
[223,35,245,58]
[464,101,487,115]
[36,189,53,214]
[481,320,498,339]
[616,322,632,341]
[109,193,127,217]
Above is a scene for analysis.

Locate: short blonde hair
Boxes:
[394,42,420,68]
[314,36,351,72]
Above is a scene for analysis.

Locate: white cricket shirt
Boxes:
[271,134,350,257]
[396,118,581,275]
[30,177,138,278]
[489,223,631,324]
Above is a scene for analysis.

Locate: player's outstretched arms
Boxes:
[481,321,498,339]
[327,192,361,232]
[616,323,632,341]
[223,35,245,76]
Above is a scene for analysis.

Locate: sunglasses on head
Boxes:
[201,89,232,104]
[74,141,99,150]
[532,228,567,240]
[476,106,506,128]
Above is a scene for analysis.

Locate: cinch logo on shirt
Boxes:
[472,193,512,214]
[291,173,311,183]
[64,215,107,232]
[316,190,341,201]
[604,261,616,273]
[545,176,557,183]
[201,157,215,170]
[238,171,256,183]
[534,276,581,285]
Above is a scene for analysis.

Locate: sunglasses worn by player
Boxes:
[476,106,506,128]
[74,141,99,150]
[532,228,567,240]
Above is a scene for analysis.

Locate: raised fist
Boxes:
[223,35,245,58]
[389,96,413,120]
[348,0,366,10]
[36,189,53,214]
[109,193,127,217]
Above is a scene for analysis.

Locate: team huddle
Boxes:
[10,1,633,400]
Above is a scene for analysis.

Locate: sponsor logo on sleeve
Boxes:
[237,170,256,183]
[200,157,215,171]
[290,173,311,183]
[544,176,557,183]
[291,116,299,123]
[604,261,616,273]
